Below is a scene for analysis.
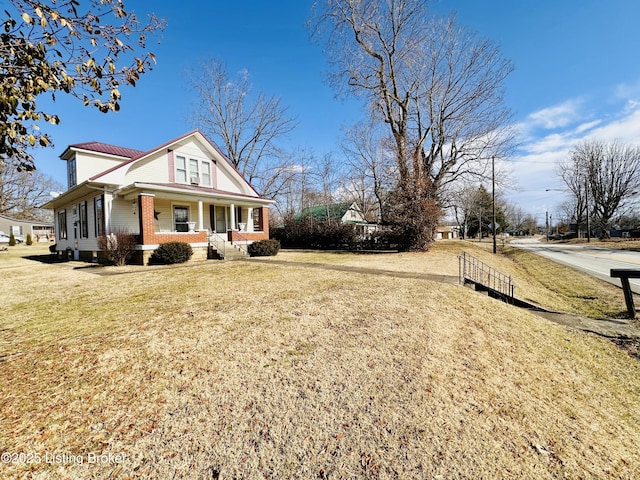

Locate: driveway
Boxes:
[511,238,640,294]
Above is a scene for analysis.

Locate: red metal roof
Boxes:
[69,141,145,159]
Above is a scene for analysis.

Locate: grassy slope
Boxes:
[0,243,639,478]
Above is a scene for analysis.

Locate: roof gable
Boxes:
[296,202,361,222]
[87,130,264,198]
[63,141,145,159]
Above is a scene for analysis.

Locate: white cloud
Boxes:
[505,93,640,214]
[525,98,585,130]
[615,79,640,102]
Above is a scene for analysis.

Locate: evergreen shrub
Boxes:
[149,241,193,265]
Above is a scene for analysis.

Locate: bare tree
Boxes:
[311,1,513,195]
[565,139,640,238]
[340,121,396,223]
[310,0,514,248]
[186,59,297,196]
[268,149,317,223]
[0,160,62,221]
[557,158,588,237]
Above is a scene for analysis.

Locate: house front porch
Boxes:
[135,193,270,264]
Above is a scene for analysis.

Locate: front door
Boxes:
[210,205,228,234]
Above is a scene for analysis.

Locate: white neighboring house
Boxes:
[0,213,54,242]
[42,130,273,264]
[295,201,376,235]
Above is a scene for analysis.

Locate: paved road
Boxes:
[511,238,640,294]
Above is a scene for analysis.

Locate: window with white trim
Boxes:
[67,159,77,188]
[58,210,67,239]
[79,201,88,238]
[201,161,211,186]
[175,156,187,183]
[94,196,104,237]
[253,208,263,231]
[173,205,189,232]
[175,155,212,186]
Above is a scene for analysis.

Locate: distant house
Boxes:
[42,130,273,264]
[0,213,54,242]
[295,201,376,235]
[436,224,460,240]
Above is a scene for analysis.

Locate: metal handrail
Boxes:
[458,251,515,300]
[208,231,226,259]
[231,229,249,255]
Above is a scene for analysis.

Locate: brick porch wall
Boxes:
[228,206,270,242]
[139,194,208,245]
[228,230,269,242]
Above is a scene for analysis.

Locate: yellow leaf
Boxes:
[27,134,36,146]
[21,12,32,24]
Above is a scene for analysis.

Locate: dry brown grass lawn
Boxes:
[1,242,639,479]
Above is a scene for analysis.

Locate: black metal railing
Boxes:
[458,252,515,300]
[208,231,226,259]
[231,230,249,256]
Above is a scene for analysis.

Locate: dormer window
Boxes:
[175,155,212,187]
[67,158,77,188]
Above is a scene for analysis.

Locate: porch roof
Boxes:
[41,181,119,209]
[115,182,275,206]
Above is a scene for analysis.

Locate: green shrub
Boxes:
[247,239,280,257]
[8,232,15,246]
[26,233,33,245]
[149,241,193,265]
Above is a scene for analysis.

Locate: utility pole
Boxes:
[492,156,497,254]
[546,210,549,242]
[585,181,591,242]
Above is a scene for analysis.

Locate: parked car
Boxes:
[0,231,24,243]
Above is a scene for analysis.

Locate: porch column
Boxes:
[139,194,156,245]
[197,200,204,231]
[230,203,236,230]
[104,192,113,233]
[247,208,254,232]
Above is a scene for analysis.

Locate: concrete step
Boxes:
[222,241,248,260]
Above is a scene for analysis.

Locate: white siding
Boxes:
[111,198,140,235]
[153,199,175,232]
[74,151,128,185]
[216,166,247,194]
[123,151,170,184]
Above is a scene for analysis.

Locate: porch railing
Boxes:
[230,230,249,256]
[208,231,226,259]
[458,252,515,301]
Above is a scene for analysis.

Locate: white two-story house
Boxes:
[43,130,273,264]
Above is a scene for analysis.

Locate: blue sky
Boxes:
[33,0,640,222]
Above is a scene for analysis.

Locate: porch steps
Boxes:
[208,241,247,260]
[223,241,247,260]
